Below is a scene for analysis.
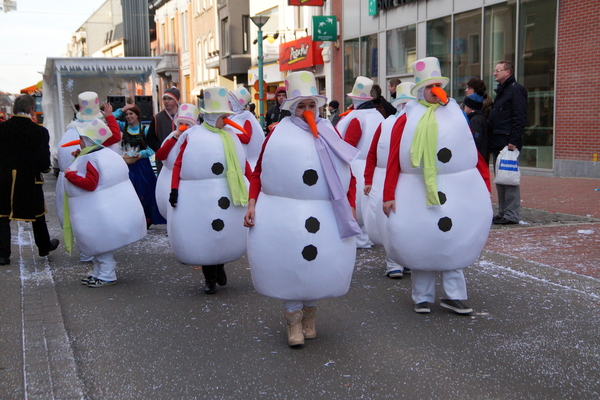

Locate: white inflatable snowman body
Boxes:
[363,112,404,247]
[155,130,183,219]
[229,110,265,171]
[167,124,248,265]
[335,109,384,228]
[385,99,492,271]
[64,148,147,256]
[247,118,357,300]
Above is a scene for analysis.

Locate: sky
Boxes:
[0,0,107,94]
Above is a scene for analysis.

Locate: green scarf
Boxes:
[63,145,99,254]
[203,123,248,206]
[410,100,441,207]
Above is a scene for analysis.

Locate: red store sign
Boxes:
[279,36,324,72]
[289,0,324,5]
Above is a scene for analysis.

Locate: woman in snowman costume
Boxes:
[364,82,416,279]
[168,87,251,295]
[383,57,492,315]
[154,103,199,220]
[244,71,361,347]
[335,76,385,249]
[56,91,122,262]
[227,85,265,170]
[63,118,147,287]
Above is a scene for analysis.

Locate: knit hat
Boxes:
[391,82,416,107]
[280,71,327,111]
[199,87,234,115]
[174,103,199,126]
[410,57,449,96]
[75,118,113,147]
[229,86,252,108]
[76,91,103,121]
[329,100,339,109]
[163,87,180,103]
[463,90,485,111]
[347,76,374,100]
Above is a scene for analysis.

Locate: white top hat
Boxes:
[280,71,327,111]
[229,86,252,108]
[347,76,374,100]
[174,103,199,126]
[75,118,113,147]
[199,87,234,115]
[410,57,449,96]
[391,82,417,106]
[76,91,103,121]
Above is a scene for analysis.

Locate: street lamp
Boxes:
[250,15,270,130]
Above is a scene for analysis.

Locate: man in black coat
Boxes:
[146,87,180,173]
[0,95,59,265]
[487,60,528,225]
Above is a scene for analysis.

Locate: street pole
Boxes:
[250,16,270,131]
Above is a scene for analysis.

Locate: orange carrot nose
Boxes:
[178,124,188,132]
[431,87,448,105]
[223,117,248,137]
[302,111,319,138]
[61,139,81,147]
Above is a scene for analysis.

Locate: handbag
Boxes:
[493,146,520,186]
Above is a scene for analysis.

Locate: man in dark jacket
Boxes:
[487,60,528,225]
[146,87,180,172]
[0,95,60,265]
[265,87,291,133]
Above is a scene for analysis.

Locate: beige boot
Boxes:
[301,306,317,339]
[284,310,304,347]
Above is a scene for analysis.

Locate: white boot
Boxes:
[301,306,317,339]
[284,310,304,347]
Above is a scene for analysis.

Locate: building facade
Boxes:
[338,0,600,178]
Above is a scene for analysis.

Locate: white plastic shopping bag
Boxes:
[494,146,520,186]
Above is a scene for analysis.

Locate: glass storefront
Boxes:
[343,0,556,170]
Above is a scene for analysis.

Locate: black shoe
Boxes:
[414,302,431,314]
[0,257,10,266]
[204,280,217,294]
[216,265,227,286]
[494,217,518,225]
[440,299,473,314]
[492,214,504,223]
[39,238,60,257]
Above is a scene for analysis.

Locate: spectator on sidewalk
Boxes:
[463,90,488,158]
[327,100,341,127]
[388,78,401,100]
[371,84,396,118]
[146,87,180,172]
[0,94,60,266]
[265,87,291,133]
[464,77,493,118]
[487,60,528,225]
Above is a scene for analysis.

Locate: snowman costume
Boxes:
[245,71,360,346]
[335,76,385,248]
[155,103,199,219]
[364,83,416,277]
[63,119,146,285]
[56,92,122,262]
[167,88,250,294]
[227,86,265,170]
[383,58,492,312]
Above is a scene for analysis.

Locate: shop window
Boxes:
[452,9,482,101]
[518,0,556,169]
[426,16,452,87]
[343,34,378,108]
[386,25,416,76]
[484,2,516,94]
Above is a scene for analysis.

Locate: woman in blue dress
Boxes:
[113,104,166,228]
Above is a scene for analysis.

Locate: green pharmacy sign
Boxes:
[369,0,377,16]
[312,16,337,41]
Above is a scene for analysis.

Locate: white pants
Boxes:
[355,225,374,249]
[284,300,318,312]
[385,255,403,274]
[411,269,467,304]
[92,251,117,282]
